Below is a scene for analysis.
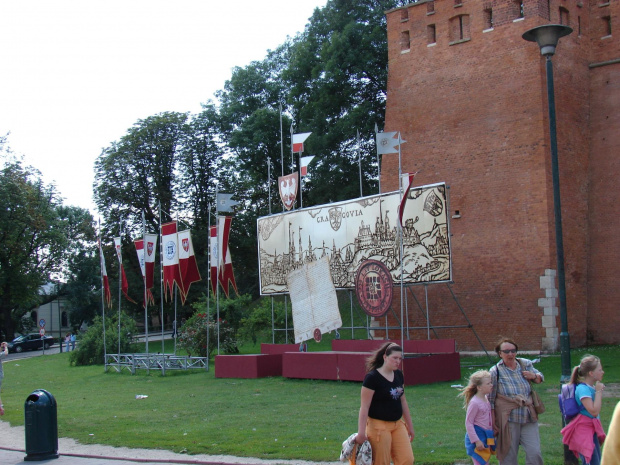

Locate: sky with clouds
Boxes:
[0,0,327,213]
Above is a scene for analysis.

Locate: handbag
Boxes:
[531,387,546,414]
[518,358,545,414]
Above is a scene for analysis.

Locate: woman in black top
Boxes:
[356,342,415,465]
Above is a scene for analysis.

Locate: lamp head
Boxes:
[522,24,573,56]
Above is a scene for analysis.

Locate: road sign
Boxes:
[39,319,46,328]
[39,328,45,336]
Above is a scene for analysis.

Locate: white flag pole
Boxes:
[267,157,272,215]
[375,123,381,194]
[99,219,107,368]
[398,132,404,351]
[280,104,284,177]
[299,153,303,209]
[357,129,362,197]
[142,211,148,357]
[206,202,211,358]
[290,124,294,174]
[117,223,122,358]
[215,186,220,355]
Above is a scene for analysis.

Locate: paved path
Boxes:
[0,420,341,465]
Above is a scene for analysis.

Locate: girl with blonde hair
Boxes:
[459,370,495,465]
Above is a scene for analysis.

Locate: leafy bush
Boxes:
[178,312,238,356]
[69,312,138,366]
[238,297,293,345]
[188,293,252,334]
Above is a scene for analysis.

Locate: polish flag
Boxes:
[161,221,185,302]
[300,155,315,177]
[218,216,239,298]
[178,229,201,298]
[292,132,311,153]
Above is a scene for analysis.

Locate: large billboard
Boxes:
[257,182,451,295]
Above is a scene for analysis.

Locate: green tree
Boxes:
[61,243,102,329]
[93,111,189,234]
[0,152,94,339]
[284,0,405,205]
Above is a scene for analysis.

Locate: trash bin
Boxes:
[24,389,59,461]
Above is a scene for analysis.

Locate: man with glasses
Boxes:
[489,338,545,465]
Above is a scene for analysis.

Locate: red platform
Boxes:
[215,339,461,384]
[215,354,282,379]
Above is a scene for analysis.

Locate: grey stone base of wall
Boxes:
[539,268,559,352]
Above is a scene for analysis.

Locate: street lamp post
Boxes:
[522,24,573,381]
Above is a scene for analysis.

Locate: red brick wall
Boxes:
[381,0,606,350]
[587,61,620,344]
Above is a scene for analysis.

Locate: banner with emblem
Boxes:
[143,233,158,290]
[134,236,157,306]
[161,221,185,302]
[278,172,298,211]
[257,182,452,294]
[217,216,239,298]
[177,229,201,298]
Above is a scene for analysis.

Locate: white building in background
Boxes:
[27,283,71,344]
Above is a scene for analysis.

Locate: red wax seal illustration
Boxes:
[355,260,393,318]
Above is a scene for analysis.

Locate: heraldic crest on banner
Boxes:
[279,172,298,211]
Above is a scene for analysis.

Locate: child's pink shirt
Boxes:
[465,394,492,443]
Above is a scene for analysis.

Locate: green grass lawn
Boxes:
[1,343,619,464]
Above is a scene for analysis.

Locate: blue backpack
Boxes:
[558,383,582,423]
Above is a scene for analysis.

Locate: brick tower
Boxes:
[383,0,619,350]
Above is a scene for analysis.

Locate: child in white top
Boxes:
[459,370,495,465]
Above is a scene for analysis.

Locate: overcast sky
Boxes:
[0,0,327,213]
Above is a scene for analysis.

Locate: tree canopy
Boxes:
[0,144,95,339]
[92,0,405,309]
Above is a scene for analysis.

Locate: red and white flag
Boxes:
[114,237,136,304]
[278,172,298,211]
[300,156,315,177]
[134,238,156,306]
[292,132,311,153]
[178,229,201,298]
[99,238,112,308]
[161,221,185,302]
[398,171,419,227]
[209,225,218,296]
[217,216,239,298]
[143,233,158,289]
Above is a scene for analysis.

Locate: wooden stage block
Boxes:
[403,353,461,385]
[216,341,461,385]
[335,352,368,382]
[215,354,282,379]
[282,351,340,381]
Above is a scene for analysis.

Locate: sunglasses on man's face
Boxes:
[500,349,517,354]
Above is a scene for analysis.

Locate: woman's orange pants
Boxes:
[366,418,414,465]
